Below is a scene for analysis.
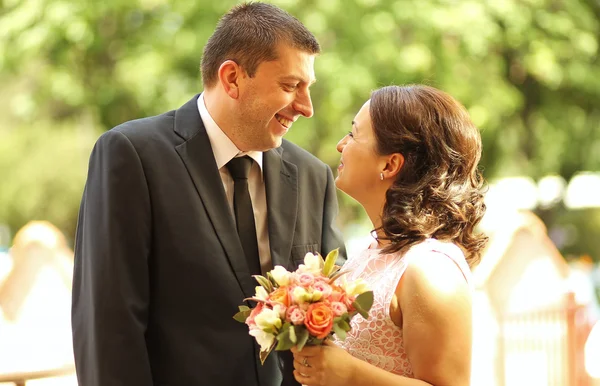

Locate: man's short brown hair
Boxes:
[201,2,320,88]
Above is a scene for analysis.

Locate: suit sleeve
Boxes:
[321,164,347,265]
[72,130,153,386]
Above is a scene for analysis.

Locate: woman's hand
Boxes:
[291,340,356,386]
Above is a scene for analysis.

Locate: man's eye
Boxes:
[347,131,354,138]
[284,84,298,91]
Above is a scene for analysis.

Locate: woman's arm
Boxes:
[399,250,473,386]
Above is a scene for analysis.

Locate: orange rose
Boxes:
[304,303,334,339]
[269,286,291,307]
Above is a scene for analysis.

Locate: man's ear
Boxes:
[382,153,404,179]
[217,60,244,99]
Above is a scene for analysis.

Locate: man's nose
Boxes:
[293,90,314,118]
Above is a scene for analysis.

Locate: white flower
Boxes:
[254,307,283,331]
[311,290,323,302]
[300,252,322,274]
[273,304,287,319]
[292,286,310,304]
[249,328,275,352]
[255,286,269,301]
[270,265,291,286]
[344,278,369,297]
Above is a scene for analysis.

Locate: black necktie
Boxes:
[226,156,261,276]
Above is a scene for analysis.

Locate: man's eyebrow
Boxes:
[352,120,359,132]
[280,76,317,86]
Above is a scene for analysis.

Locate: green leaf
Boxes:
[328,268,349,283]
[338,318,351,331]
[340,312,352,323]
[260,341,277,365]
[253,275,273,292]
[355,291,374,311]
[266,271,279,288]
[281,321,292,332]
[233,309,251,323]
[275,324,297,351]
[352,305,369,320]
[329,265,342,276]
[238,305,250,312]
[352,290,374,319]
[333,322,347,341]
[295,327,310,351]
[276,337,294,351]
[322,248,339,276]
[289,325,297,344]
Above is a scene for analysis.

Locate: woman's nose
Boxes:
[336,136,348,153]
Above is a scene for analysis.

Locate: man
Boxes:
[71,2,346,386]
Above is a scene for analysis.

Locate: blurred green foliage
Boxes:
[0,0,599,258]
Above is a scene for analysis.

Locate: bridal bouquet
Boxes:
[233,249,373,364]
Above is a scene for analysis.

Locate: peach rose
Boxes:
[246,303,264,328]
[269,286,291,307]
[313,281,332,298]
[304,303,334,339]
[297,272,315,288]
[330,301,348,317]
[329,289,347,304]
[286,305,306,325]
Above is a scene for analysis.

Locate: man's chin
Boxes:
[254,137,283,152]
[267,136,284,149]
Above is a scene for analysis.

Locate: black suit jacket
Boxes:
[71,95,346,386]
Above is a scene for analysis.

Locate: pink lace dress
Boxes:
[333,238,473,377]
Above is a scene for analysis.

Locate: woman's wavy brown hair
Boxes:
[370,85,488,267]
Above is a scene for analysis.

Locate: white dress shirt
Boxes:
[197,93,272,274]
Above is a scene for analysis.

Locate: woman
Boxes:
[291,85,488,386]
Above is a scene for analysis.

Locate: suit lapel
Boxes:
[173,95,255,299]
[264,148,298,270]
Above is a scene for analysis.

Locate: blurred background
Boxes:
[0,0,599,384]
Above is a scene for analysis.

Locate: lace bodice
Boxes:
[333,238,472,377]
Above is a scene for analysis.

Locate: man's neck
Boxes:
[203,89,245,150]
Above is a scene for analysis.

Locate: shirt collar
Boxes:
[197,93,263,177]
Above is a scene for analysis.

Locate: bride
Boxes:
[291,85,487,386]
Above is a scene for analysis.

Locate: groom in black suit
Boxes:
[71,3,346,386]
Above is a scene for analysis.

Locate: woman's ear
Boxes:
[217,60,243,99]
[383,153,404,179]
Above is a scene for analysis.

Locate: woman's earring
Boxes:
[380,172,384,181]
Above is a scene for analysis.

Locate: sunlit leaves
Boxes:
[0,0,599,248]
